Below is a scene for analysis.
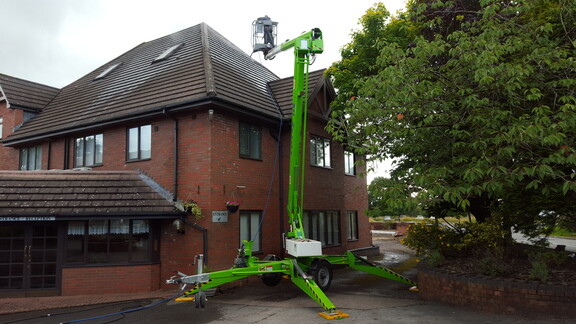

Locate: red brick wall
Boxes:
[61,264,161,295]
[1,101,371,293]
[418,264,576,317]
[0,103,23,169]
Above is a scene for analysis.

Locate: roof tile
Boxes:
[0,170,179,216]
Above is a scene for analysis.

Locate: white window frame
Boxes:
[344,151,355,175]
[20,146,42,170]
[75,134,103,167]
[127,125,151,161]
[310,135,331,168]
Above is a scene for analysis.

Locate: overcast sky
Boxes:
[0,0,406,180]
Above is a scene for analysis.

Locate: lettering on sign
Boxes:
[0,217,56,221]
[212,211,229,223]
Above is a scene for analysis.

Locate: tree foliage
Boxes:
[327,0,576,237]
[368,176,422,217]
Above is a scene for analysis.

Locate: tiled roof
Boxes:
[0,170,179,216]
[0,73,59,110]
[269,69,328,117]
[4,23,280,144]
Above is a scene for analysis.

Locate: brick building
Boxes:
[0,23,369,297]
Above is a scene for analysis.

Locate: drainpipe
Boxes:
[162,108,179,200]
[183,218,209,265]
[278,129,285,256]
[47,141,52,170]
[164,109,208,264]
[63,137,69,169]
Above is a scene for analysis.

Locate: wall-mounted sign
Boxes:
[0,217,56,222]
[212,211,228,223]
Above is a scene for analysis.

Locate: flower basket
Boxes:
[226,205,239,213]
[181,200,202,221]
[226,201,240,213]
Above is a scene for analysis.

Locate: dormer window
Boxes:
[153,43,183,63]
[94,63,121,80]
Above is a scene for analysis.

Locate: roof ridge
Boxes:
[200,22,217,97]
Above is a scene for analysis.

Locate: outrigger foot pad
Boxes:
[409,286,419,292]
[318,310,350,320]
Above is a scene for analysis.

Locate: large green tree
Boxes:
[368,176,422,217]
[328,0,576,237]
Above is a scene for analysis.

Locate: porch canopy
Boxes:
[0,170,181,220]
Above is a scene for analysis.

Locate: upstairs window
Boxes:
[127,125,151,161]
[310,135,331,168]
[0,116,3,139]
[20,146,42,170]
[344,151,355,176]
[75,134,103,167]
[239,122,261,160]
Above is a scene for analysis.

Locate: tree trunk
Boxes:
[468,196,491,223]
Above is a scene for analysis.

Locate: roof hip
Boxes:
[201,23,217,97]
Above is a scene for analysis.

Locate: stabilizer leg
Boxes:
[289,259,349,320]
[346,252,417,287]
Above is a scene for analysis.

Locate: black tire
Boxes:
[195,291,207,308]
[261,255,283,287]
[309,259,333,291]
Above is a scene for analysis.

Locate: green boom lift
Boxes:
[166,16,417,320]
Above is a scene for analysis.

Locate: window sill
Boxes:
[73,163,103,168]
[239,156,262,161]
[311,165,332,170]
[63,261,159,268]
[126,158,152,163]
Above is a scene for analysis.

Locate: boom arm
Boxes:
[266,28,323,240]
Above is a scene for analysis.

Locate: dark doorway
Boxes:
[0,223,60,297]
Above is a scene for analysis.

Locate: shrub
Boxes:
[477,251,511,277]
[529,259,549,282]
[402,216,507,261]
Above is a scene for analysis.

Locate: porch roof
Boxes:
[0,170,180,217]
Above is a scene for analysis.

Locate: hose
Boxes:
[59,290,183,324]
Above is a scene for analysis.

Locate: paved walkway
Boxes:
[0,290,178,315]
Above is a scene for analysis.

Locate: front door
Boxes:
[0,223,60,297]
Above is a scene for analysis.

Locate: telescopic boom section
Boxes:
[265,29,323,240]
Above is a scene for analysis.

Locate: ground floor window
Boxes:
[347,211,359,241]
[240,211,261,253]
[65,219,158,265]
[303,211,340,246]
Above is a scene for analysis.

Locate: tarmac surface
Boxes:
[0,235,573,323]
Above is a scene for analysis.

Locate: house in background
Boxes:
[0,23,370,297]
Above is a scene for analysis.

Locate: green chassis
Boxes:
[170,240,416,316]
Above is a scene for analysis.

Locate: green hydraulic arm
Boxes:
[265,28,324,240]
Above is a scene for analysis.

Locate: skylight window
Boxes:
[94,63,121,80]
[153,43,184,63]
